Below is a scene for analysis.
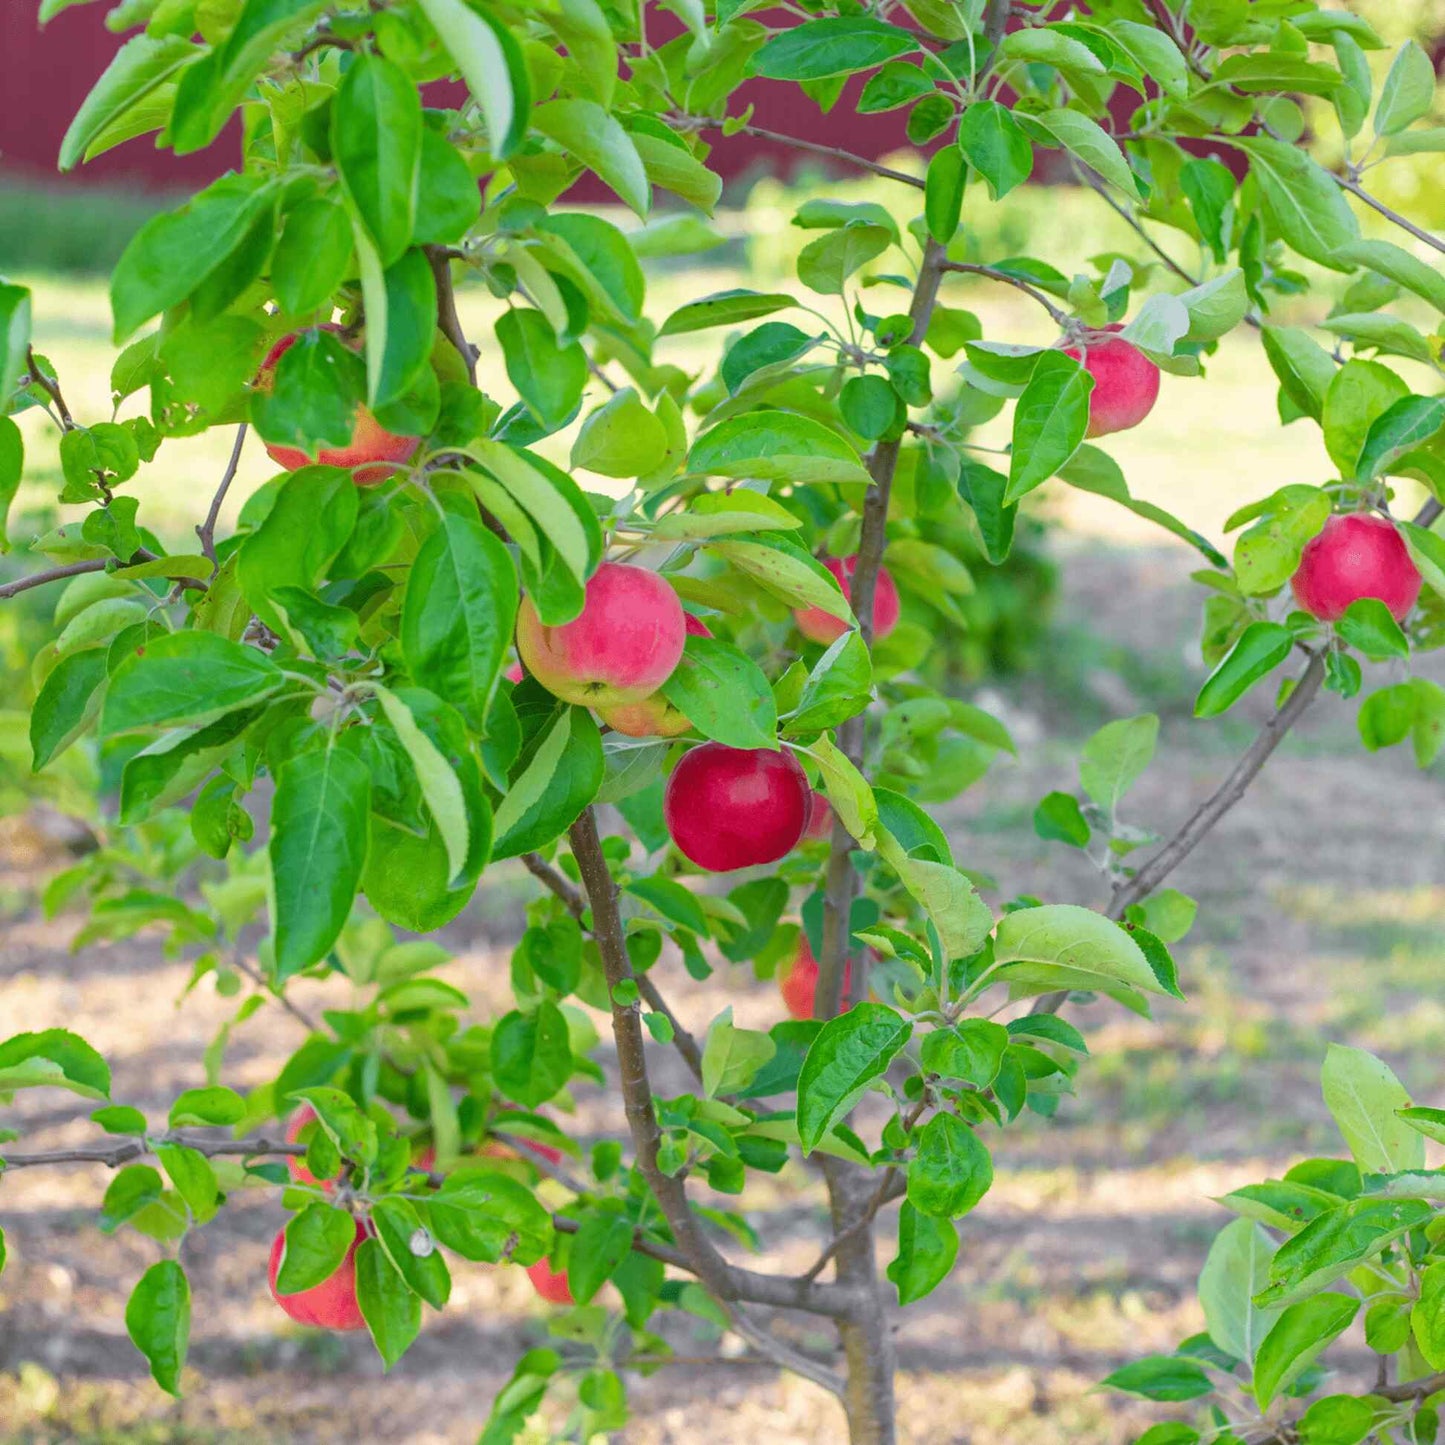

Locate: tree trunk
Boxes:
[825,1159,896,1444]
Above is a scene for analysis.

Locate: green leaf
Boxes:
[125,1260,190,1396]
[1106,21,1188,98]
[796,1003,912,1153]
[787,630,872,734]
[31,647,108,770]
[571,389,669,478]
[60,35,198,170]
[0,417,22,551]
[277,1203,357,1294]
[906,1112,993,1218]
[371,1198,450,1309]
[701,1007,777,1098]
[1321,1043,1424,1175]
[533,99,650,218]
[415,0,529,159]
[659,289,795,337]
[491,1002,573,1107]
[168,1086,245,1127]
[1007,351,1093,504]
[1198,1218,1283,1364]
[1375,41,1436,136]
[1338,238,1445,315]
[1260,1197,1432,1306]
[752,17,918,80]
[924,144,966,244]
[1079,713,1157,816]
[1020,109,1137,198]
[691,415,869,487]
[1356,395,1445,481]
[496,308,586,430]
[333,57,421,263]
[566,1205,632,1305]
[0,284,30,416]
[1102,1355,1212,1402]
[1034,790,1090,847]
[659,635,777,750]
[1179,270,1250,342]
[1261,326,1337,422]
[1238,136,1359,270]
[492,705,603,860]
[721,322,819,394]
[355,1237,421,1370]
[878,831,993,958]
[810,733,878,848]
[1000,27,1106,78]
[957,101,1033,201]
[401,511,517,728]
[887,1202,958,1305]
[269,747,372,981]
[269,197,354,317]
[101,632,282,736]
[796,223,893,296]
[155,1144,220,1224]
[1337,598,1409,661]
[992,904,1165,999]
[1324,360,1410,479]
[1194,622,1293,719]
[1253,1293,1359,1408]
[429,1172,553,1265]
[1214,53,1346,95]
[110,174,275,341]
[0,1028,111,1099]
[369,248,437,412]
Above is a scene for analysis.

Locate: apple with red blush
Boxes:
[517,562,686,709]
[663,742,811,872]
[794,556,900,646]
[1062,323,1160,438]
[254,326,420,485]
[1291,513,1421,622]
[268,1218,368,1331]
[599,613,712,737]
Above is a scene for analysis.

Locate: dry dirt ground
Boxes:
[3,542,1444,1445]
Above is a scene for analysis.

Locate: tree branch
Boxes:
[0,1133,303,1171]
[427,245,479,386]
[939,261,1070,327]
[0,558,111,601]
[566,807,857,1319]
[196,424,248,568]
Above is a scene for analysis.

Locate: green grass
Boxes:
[0,183,170,278]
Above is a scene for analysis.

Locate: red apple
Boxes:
[1062,323,1160,438]
[481,1133,564,1169]
[778,935,856,1020]
[1291,513,1422,623]
[516,562,686,709]
[527,1257,574,1305]
[285,1105,334,1191]
[663,742,810,872]
[268,1218,368,1331]
[255,326,419,486]
[598,614,712,737]
[803,790,833,841]
[794,556,900,646]
[505,662,525,684]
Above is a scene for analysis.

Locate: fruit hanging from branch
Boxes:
[1062,324,1161,439]
[517,562,686,708]
[663,742,811,871]
[598,614,712,738]
[1291,512,1422,622]
[268,1220,369,1332]
[794,556,900,645]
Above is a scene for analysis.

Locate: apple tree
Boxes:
[2,0,1445,1440]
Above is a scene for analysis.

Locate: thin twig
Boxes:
[197,424,248,568]
[940,261,1070,327]
[707,122,925,191]
[230,951,320,1034]
[0,558,109,601]
[1071,163,1200,288]
[1336,173,1445,257]
[25,347,73,429]
[523,847,707,1083]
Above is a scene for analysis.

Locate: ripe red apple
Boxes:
[1291,512,1422,622]
[255,326,419,485]
[778,935,852,1021]
[1062,323,1160,438]
[526,1257,574,1305]
[285,1105,335,1190]
[505,662,525,684]
[516,562,686,709]
[803,790,833,841]
[598,614,712,737]
[663,742,810,871]
[794,556,900,646]
[268,1218,368,1331]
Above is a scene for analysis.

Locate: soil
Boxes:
[3,542,1443,1445]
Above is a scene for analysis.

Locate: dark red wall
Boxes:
[0,7,915,193]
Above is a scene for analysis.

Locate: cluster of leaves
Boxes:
[1112,1046,1445,1445]
[2,0,1444,1434]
